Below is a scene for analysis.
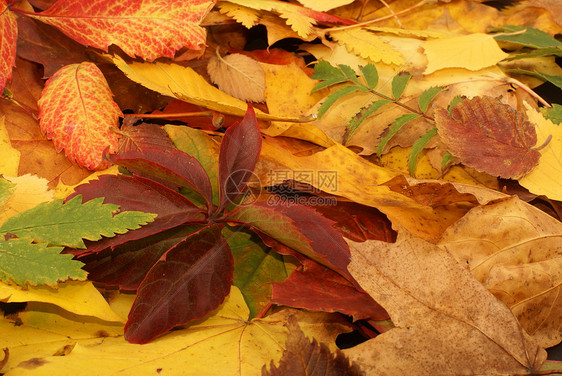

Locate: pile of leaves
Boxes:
[1,0,562,374]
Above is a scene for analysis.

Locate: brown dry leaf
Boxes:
[207,53,266,102]
[344,228,547,375]
[438,196,562,348]
[526,0,562,26]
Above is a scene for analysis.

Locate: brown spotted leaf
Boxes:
[435,96,540,179]
[38,62,122,170]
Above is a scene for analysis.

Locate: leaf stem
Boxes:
[364,85,434,122]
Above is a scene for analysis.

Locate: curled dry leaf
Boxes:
[438,196,562,348]
[38,62,122,170]
[344,228,546,375]
[207,53,266,103]
[435,96,541,179]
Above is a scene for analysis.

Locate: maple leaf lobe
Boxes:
[435,96,540,179]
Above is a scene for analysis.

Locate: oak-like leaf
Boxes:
[435,96,540,179]
[0,2,17,92]
[217,105,261,212]
[29,0,214,61]
[125,225,233,344]
[37,62,122,170]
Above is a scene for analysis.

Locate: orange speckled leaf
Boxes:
[0,1,18,91]
[435,96,540,179]
[38,62,122,170]
[29,0,215,61]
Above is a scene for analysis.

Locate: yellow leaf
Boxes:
[519,104,562,200]
[113,56,304,122]
[0,116,20,176]
[207,53,266,102]
[217,1,260,28]
[53,166,120,200]
[295,0,353,12]
[0,175,53,225]
[0,280,123,323]
[2,287,350,375]
[329,28,405,65]
[423,33,509,74]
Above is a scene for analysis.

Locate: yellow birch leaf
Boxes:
[217,1,260,29]
[37,62,122,170]
[0,175,53,225]
[0,280,123,323]
[2,287,350,376]
[113,56,303,122]
[519,103,562,201]
[329,28,405,65]
[0,116,20,176]
[423,33,509,74]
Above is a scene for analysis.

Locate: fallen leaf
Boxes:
[519,103,562,200]
[435,96,541,179]
[438,196,562,347]
[0,175,53,226]
[29,0,214,61]
[344,228,547,375]
[0,116,20,176]
[0,2,17,92]
[423,33,509,74]
[37,62,122,170]
[329,28,405,65]
[207,53,266,102]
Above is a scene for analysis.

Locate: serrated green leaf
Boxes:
[345,99,391,143]
[338,64,359,84]
[0,195,157,249]
[492,25,562,49]
[360,63,378,89]
[409,127,438,176]
[540,104,562,125]
[391,73,411,100]
[441,152,455,170]
[224,226,292,318]
[418,87,443,113]
[506,47,562,60]
[317,85,367,118]
[376,113,421,157]
[311,60,348,92]
[0,178,15,208]
[0,239,86,287]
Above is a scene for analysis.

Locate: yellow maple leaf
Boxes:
[329,28,405,65]
[423,33,509,74]
[519,103,562,200]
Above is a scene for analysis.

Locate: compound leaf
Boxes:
[391,73,411,100]
[317,85,367,118]
[409,127,438,176]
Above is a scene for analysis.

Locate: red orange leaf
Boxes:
[37,62,122,170]
[0,2,17,91]
[125,225,233,344]
[435,96,541,179]
[29,0,214,61]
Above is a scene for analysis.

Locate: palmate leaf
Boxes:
[0,239,86,287]
[125,225,233,344]
[0,195,156,249]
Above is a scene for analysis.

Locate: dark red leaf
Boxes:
[65,174,205,255]
[118,121,177,154]
[217,105,261,212]
[226,202,353,282]
[262,315,363,376]
[435,96,540,179]
[108,147,213,208]
[125,225,233,344]
[272,260,388,321]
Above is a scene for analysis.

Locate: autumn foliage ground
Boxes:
[1,0,562,375]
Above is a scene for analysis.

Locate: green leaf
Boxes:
[441,152,455,170]
[540,104,562,125]
[506,47,562,60]
[0,195,157,249]
[448,96,464,114]
[360,63,378,89]
[345,99,391,142]
[317,85,367,118]
[376,113,421,157]
[492,25,562,49]
[0,239,86,286]
[0,178,15,208]
[409,127,438,176]
[507,69,562,90]
[338,64,360,84]
[391,73,411,100]
[311,60,348,92]
[418,87,443,113]
[224,226,292,318]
